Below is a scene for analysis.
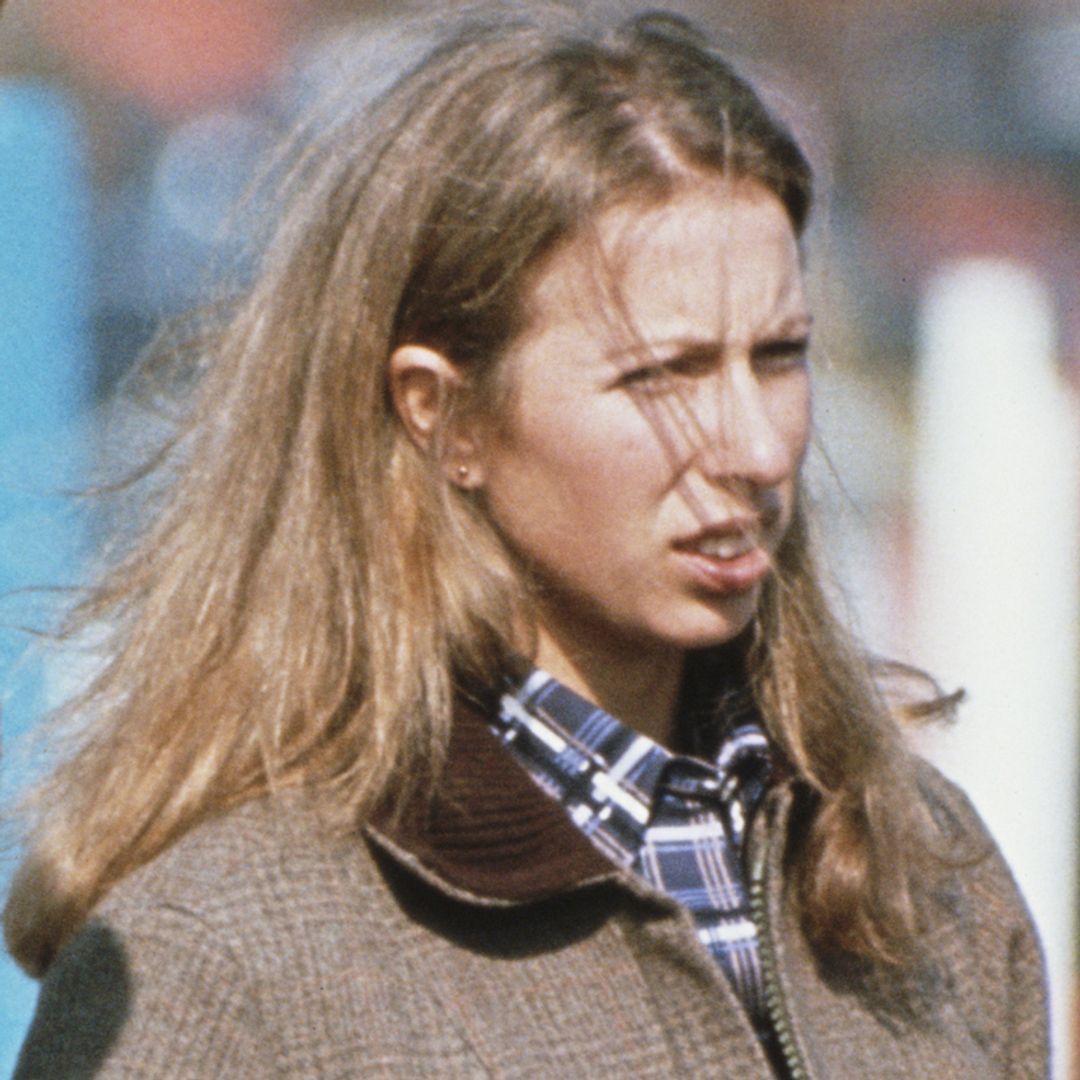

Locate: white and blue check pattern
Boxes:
[493,667,774,1038]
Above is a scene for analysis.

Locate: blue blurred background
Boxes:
[1,0,1078,1074]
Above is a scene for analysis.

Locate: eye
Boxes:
[752,336,810,374]
[615,347,717,393]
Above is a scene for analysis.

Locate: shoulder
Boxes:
[912,757,1038,928]
[16,799,393,1079]
[913,759,1027,902]
[912,757,994,843]
[94,795,390,966]
[102,796,354,902]
[910,758,1049,1067]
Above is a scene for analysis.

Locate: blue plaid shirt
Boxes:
[492,667,774,1038]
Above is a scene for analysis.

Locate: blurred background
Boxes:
[1,0,1078,1074]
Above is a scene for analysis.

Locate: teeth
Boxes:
[695,533,756,559]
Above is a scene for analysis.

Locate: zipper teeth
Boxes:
[750,841,809,1080]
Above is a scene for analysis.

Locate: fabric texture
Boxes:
[14,702,1050,1079]
[492,667,772,1033]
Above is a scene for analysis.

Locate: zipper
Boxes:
[749,823,810,1080]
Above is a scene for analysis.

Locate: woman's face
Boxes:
[476,181,812,672]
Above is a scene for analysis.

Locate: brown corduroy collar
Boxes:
[366,701,616,904]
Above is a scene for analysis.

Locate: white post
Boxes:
[913,258,1078,1079]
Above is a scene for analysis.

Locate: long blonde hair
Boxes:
[6,9,951,976]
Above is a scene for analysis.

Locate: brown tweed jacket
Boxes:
[15,707,1049,1078]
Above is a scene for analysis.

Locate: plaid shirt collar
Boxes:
[492,666,773,860]
[490,666,775,1034]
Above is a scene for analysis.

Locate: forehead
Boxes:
[520,180,808,349]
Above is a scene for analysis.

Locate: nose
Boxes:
[693,359,808,490]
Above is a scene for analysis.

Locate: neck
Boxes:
[533,625,685,748]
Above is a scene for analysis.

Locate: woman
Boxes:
[5,9,1047,1078]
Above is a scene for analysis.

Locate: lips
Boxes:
[673,518,774,594]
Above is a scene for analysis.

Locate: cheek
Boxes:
[773,375,813,464]
[484,404,667,566]
[528,397,666,486]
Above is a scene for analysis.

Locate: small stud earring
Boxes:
[455,464,469,481]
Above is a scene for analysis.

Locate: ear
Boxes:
[388,344,486,488]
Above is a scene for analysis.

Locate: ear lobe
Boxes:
[388,344,485,486]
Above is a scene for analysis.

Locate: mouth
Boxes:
[674,514,767,556]
[672,518,774,593]
[683,528,760,560]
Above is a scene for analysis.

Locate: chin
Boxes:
[664,593,761,651]
[655,617,755,653]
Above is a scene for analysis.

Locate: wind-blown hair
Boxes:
[6,9,950,976]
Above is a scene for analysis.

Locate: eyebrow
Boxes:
[603,313,814,364]
[765,312,814,337]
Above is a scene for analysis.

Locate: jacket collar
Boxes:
[366,699,615,904]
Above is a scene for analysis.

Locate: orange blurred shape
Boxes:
[38,0,293,116]
[873,161,1080,375]
[872,161,1080,299]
